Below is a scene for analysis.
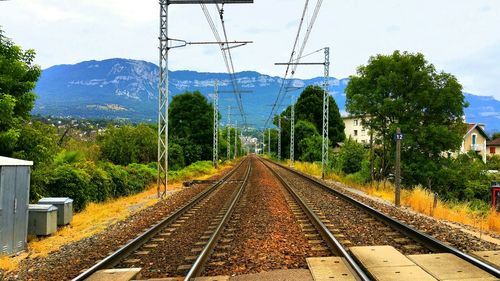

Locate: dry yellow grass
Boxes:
[0,161,235,272]
[292,161,500,234]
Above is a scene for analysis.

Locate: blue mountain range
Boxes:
[33,58,500,133]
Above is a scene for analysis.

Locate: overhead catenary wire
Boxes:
[265,0,324,129]
[200,3,247,126]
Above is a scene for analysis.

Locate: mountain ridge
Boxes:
[33,58,500,132]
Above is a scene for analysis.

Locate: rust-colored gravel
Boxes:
[115,160,251,278]
[269,162,499,253]
[203,158,319,276]
[3,166,235,281]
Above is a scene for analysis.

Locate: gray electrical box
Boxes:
[38,197,73,226]
[0,156,33,256]
[28,204,58,236]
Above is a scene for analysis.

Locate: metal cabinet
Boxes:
[38,197,73,226]
[0,156,33,256]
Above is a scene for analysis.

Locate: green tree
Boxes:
[98,124,156,165]
[294,85,345,145]
[0,30,41,155]
[339,138,367,174]
[294,120,319,159]
[345,51,466,188]
[169,91,214,163]
[12,121,60,167]
[299,135,323,162]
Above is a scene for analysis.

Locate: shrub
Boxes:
[339,138,367,174]
[44,164,92,211]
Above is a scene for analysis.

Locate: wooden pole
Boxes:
[395,127,401,207]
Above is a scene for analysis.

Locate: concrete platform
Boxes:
[367,265,437,281]
[472,251,500,267]
[306,257,356,281]
[408,253,498,281]
[350,246,415,268]
[86,268,142,281]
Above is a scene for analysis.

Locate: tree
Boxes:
[12,121,60,167]
[98,124,156,165]
[294,120,319,159]
[299,135,322,162]
[0,29,41,155]
[345,51,467,188]
[169,91,213,163]
[294,85,345,145]
[339,138,367,174]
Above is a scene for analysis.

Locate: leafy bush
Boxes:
[98,124,156,165]
[44,164,92,211]
[339,138,366,174]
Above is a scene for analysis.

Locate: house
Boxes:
[487,138,500,157]
[342,116,371,144]
[460,123,489,162]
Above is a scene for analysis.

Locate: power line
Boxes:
[200,3,247,126]
[265,0,324,129]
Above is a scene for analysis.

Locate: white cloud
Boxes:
[0,0,499,99]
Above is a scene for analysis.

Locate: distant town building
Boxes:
[342,116,371,144]
[487,138,500,157]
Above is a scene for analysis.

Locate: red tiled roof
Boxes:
[488,138,500,146]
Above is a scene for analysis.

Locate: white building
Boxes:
[342,116,371,144]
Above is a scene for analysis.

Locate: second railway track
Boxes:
[73,156,499,281]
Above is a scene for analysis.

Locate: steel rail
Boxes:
[72,158,248,281]
[263,158,500,278]
[185,158,252,280]
[260,158,371,281]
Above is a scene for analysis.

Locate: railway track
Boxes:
[261,157,500,280]
[72,158,251,280]
[72,156,499,281]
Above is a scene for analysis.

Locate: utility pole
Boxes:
[156,0,253,198]
[321,47,330,179]
[290,98,295,167]
[213,81,219,168]
[370,130,374,187]
[234,121,238,159]
[268,128,271,156]
[262,131,265,155]
[395,128,402,207]
[278,116,282,161]
[227,106,231,160]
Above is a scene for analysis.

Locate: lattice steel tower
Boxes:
[157,0,169,198]
[290,98,295,167]
[321,47,330,179]
[213,81,219,167]
[278,117,282,161]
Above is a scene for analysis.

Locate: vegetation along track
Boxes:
[262,158,500,278]
[72,158,250,280]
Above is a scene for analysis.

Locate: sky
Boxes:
[1,0,500,99]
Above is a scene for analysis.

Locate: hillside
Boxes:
[33,58,500,132]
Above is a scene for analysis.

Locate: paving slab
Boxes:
[229,269,314,281]
[86,268,141,281]
[306,256,356,281]
[408,253,498,281]
[350,246,415,269]
[472,251,500,267]
[368,265,437,281]
[195,276,230,281]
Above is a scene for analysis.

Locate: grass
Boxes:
[291,160,500,234]
[0,160,236,272]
